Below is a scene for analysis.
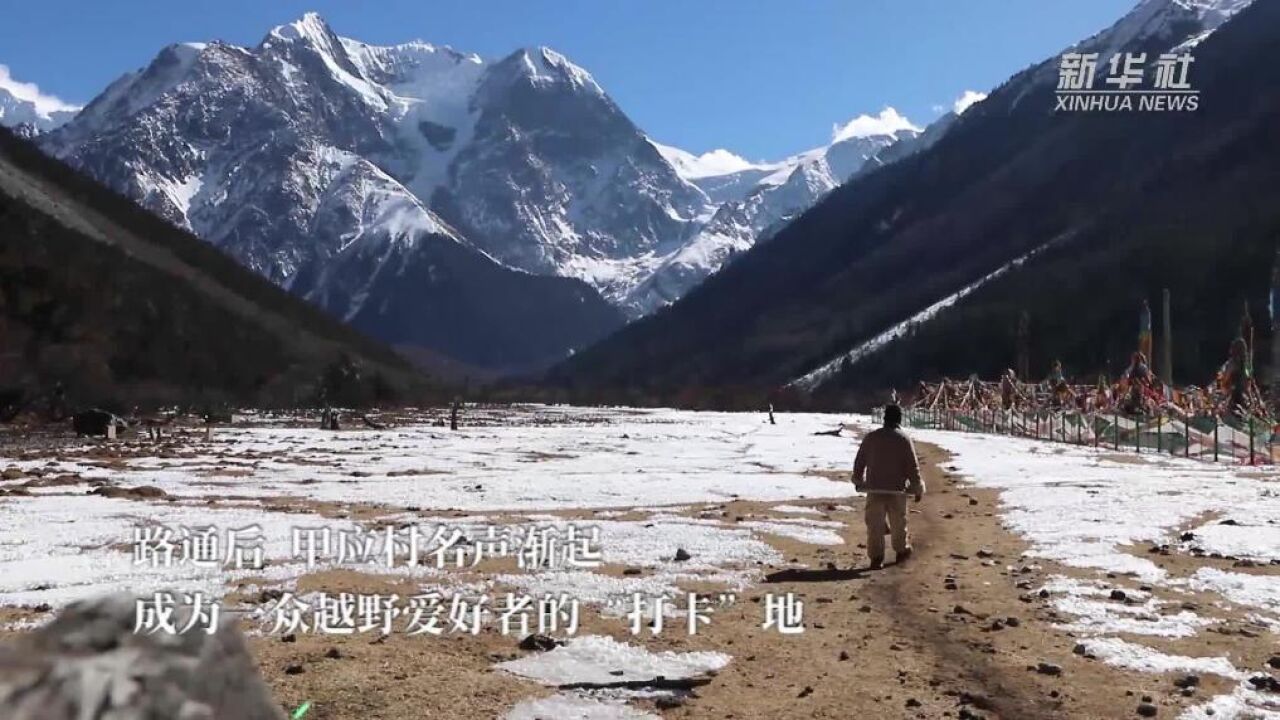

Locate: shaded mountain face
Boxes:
[40,19,624,371]
[0,126,433,410]
[551,0,1266,403]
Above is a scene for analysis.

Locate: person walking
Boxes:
[852,405,924,569]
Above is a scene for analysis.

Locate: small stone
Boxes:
[673,548,692,562]
[797,686,813,699]
[905,698,922,708]
[1173,674,1200,689]
[1267,656,1280,670]
[284,663,305,675]
[839,650,850,661]
[1110,589,1128,602]
[518,633,562,652]
[1004,616,1020,627]
[324,647,342,659]
[1247,675,1280,693]
[1036,662,1062,676]
[1137,702,1158,717]
[280,633,297,643]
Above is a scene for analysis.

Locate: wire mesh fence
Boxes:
[873,407,1278,465]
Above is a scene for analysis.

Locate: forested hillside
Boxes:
[549,0,1280,408]
[0,126,438,412]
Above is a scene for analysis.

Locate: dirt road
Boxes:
[245,440,1221,719]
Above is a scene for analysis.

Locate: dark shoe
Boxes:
[897,548,913,563]
[868,558,884,570]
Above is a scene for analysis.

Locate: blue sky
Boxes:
[1,0,1133,160]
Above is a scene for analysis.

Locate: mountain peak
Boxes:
[268,11,335,44]
[260,11,352,61]
[503,46,603,94]
[1074,0,1253,56]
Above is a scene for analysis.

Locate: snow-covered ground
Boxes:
[1,406,862,718]
[910,426,1280,719]
[0,407,857,613]
[6,407,1277,717]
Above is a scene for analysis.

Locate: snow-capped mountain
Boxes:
[0,66,79,135]
[41,14,709,320]
[37,12,944,329]
[630,109,943,312]
[41,18,626,372]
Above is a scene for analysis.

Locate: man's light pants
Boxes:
[864,492,910,562]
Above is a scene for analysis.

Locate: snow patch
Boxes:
[497,634,730,686]
[505,693,659,720]
[1080,637,1243,679]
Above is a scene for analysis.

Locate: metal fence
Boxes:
[874,407,1278,465]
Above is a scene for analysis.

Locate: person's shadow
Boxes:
[763,566,869,583]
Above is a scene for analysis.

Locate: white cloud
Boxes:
[684,148,755,176]
[830,107,921,143]
[651,140,761,179]
[952,89,988,115]
[0,65,80,115]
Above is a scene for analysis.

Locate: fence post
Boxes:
[1213,416,1219,462]
[1136,416,1142,454]
[1114,412,1120,450]
[1076,413,1082,445]
[1185,416,1190,458]
[1249,416,1255,465]
[1157,414,1162,453]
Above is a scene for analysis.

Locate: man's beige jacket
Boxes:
[853,427,925,495]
